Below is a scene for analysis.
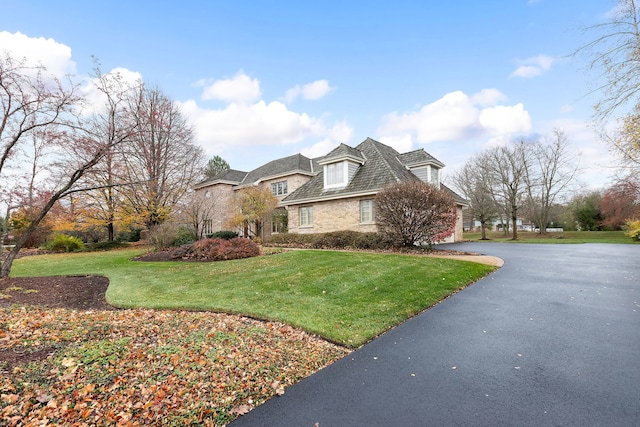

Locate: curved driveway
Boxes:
[230,243,639,426]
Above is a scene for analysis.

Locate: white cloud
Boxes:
[177,97,356,157]
[479,103,531,134]
[378,89,532,145]
[379,134,415,153]
[201,71,261,103]
[471,88,508,107]
[510,54,555,78]
[284,79,333,103]
[0,31,76,79]
[299,120,353,158]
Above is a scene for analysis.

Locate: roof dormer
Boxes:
[317,144,365,190]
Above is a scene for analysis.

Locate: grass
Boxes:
[11,248,495,347]
[463,230,638,244]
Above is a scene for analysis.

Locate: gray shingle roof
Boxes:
[195,169,248,187]
[441,183,469,206]
[318,143,366,164]
[397,149,445,168]
[242,153,316,185]
[196,154,317,188]
[283,137,421,203]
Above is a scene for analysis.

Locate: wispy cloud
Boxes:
[284,80,334,103]
[510,54,555,78]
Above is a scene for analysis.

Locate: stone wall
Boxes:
[288,197,377,234]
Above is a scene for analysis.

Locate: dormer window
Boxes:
[325,162,346,187]
[430,167,439,186]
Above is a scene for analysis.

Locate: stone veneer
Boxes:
[288,197,377,234]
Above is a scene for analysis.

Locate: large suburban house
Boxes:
[194,137,467,242]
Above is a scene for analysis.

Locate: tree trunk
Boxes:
[0,245,20,278]
[480,221,488,240]
[511,213,518,240]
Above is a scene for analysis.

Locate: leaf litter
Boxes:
[0,306,350,426]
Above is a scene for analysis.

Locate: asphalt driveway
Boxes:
[230,243,640,426]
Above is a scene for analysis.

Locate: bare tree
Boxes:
[483,141,531,240]
[119,85,205,229]
[524,130,579,233]
[68,67,141,241]
[375,180,457,248]
[0,54,138,277]
[576,0,640,122]
[451,154,498,240]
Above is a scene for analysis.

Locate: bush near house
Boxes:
[207,230,239,240]
[267,230,392,250]
[170,237,260,261]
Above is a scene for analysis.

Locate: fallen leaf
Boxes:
[230,404,252,415]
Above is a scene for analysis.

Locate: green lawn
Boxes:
[463,230,637,244]
[11,249,495,347]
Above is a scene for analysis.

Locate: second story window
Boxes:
[271,180,288,196]
[325,162,345,187]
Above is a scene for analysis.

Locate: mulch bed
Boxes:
[0,275,115,311]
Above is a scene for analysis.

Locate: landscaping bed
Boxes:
[0,275,350,426]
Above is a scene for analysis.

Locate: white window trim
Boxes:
[324,161,348,189]
[299,206,313,228]
[360,199,374,224]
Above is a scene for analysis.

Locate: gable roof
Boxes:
[317,143,366,165]
[195,153,317,189]
[241,153,317,186]
[195,168,248,188]
[283,137,420,204]
[397,149,445,169]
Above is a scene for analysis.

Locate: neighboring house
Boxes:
[194,137,467,242]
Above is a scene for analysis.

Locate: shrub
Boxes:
[171,237,260,261]
[266,231,391,250]
[116,227,142,242]
[624,219,640,241]
[151,224,196,250]
[87,241,127,251]
[376,180,457,247]
[45,234,85,253]
[173,226,197,246]
[208,230,239,240]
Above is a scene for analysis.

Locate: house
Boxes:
[194,137,467,242]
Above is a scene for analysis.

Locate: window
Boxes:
[431,167,439,185]
[360,199,374,223]
[271,180,288,196]
[202,219,213,236]
[271,209,288,234]
[299,206,313,227]
[325,162,345,186]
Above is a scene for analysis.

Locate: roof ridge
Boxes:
[359,138,406,183]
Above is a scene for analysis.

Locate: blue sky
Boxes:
[0,1,618,189]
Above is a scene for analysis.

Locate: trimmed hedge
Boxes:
[267,231,391,250]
